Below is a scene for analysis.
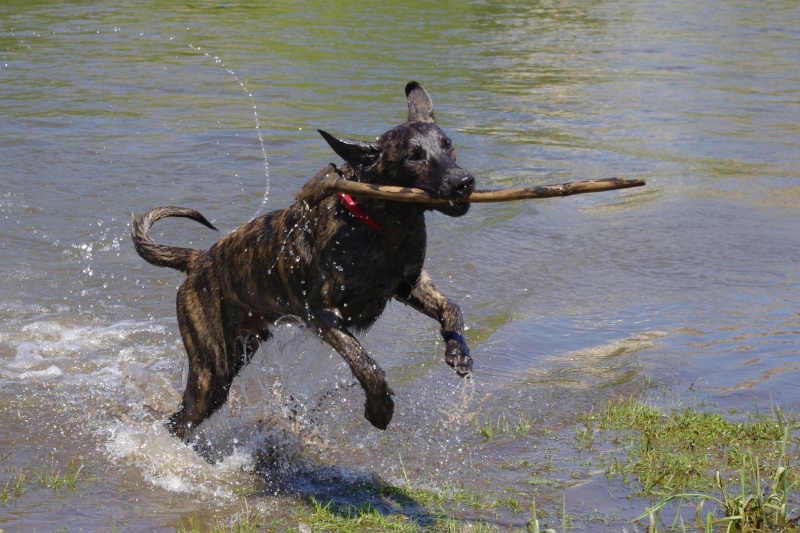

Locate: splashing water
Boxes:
[188,44,270,220]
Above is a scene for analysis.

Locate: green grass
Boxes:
[576,395,800,531]
[291,496,421,532]
[32,454,85,490]
[172,478,554,533]
[0,468,26,504]
[177,501,265,533]
[525,497,568,533]
[579,396,793,495]
[633,426,800,532]
[1,453,88,505]
[475,413,536,441]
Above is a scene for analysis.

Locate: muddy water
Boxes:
[2,0,799,531]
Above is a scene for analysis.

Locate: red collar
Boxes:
[338,192,382,232]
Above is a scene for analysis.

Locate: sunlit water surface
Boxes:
[1,1,799,531]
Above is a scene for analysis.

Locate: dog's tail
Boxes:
[131,206,217,272]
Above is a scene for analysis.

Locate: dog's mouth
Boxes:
[435,198,471,217]
[432,174,474,217]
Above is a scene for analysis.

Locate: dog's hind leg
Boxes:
[236,311,272,366]
[167,280,242,441]
[308,309,395,430]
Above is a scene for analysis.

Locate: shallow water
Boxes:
[1,0,799,531]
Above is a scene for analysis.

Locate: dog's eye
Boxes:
[409,146,426,162]
[441,139,455,160]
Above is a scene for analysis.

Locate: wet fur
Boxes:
[131,82,475,441]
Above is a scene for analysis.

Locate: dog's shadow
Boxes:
[184,398,440,527]
[250,444,440,528]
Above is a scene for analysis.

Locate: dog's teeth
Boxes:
[449,200,456,207]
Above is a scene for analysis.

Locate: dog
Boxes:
[131,82,475,441]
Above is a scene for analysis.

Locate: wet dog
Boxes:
[131,82,475,441]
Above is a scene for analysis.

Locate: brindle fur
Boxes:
[131,82,475,441]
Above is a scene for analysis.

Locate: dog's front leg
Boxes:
[396,270,472,377]
[308,309,395,429]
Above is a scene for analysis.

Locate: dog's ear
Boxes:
[318,129,380,167]
[405,81,435,124]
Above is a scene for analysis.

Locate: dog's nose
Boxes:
[451,173,475,197]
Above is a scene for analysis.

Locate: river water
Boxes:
[1,1,799,531]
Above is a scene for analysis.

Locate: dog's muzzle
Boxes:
[436,172,475,217]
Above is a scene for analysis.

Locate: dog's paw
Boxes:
[364,386,395,430]
[445,339,473,378]
[166,410,191,442]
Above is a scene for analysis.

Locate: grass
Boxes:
[172,474,509,532]
[292,496,422,532]
[579,395,792,495]
[171,479,555,533]
[177,501,266,533]
[475,413,535,442]
[1,452,88,505]
[32,454,85,490]
[0,468,26,504]
[577,394,800,531]
[525,497,568,533]
[635,428,800,532]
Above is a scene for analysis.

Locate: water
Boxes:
[2,0,799,530]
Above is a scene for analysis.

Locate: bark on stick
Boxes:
[296,164,646,207]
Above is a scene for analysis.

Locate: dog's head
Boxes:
[318,82,475,217]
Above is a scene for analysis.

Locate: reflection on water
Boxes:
[1,0,799,530]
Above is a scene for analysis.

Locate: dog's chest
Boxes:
[235,201,426,325]
[320,233,409,295]
[309,225,421,325]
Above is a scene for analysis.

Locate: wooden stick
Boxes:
[296,164,646,207]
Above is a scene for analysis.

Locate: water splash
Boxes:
[188,44,270,221]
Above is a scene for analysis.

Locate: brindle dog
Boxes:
[131,82,475,441]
